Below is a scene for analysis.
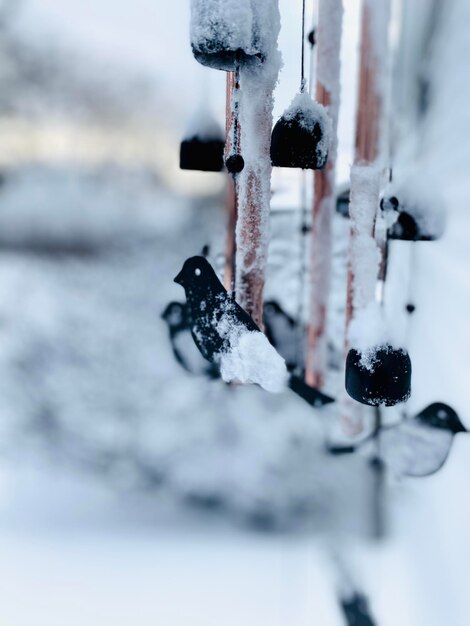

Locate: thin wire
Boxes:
[296,170,309,373]
[300,0,306,92]
[296,0,311,372]
[233,57,241,156]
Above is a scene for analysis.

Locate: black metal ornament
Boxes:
[270,1,329,170]
[174,256,334,407]
[180,137,225,172]
[270,107,328,169]
[192,45,263,73]
[225,154,245,174]
[190,0,267,71]
[415,402,467,434]
[345,346,412,407]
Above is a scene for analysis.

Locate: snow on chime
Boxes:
[270,92,331,169]
[190,0,274,71]
[179,106,225,172]
[345,345,412,407]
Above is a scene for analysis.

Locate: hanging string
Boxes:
[232,54,242,158]
[300,0,306,92]
[295,0,312,373]
[295,171,309,373]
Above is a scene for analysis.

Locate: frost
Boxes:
[348,164,382,313]
[316,0,343,162]
[235,1,281,315]
[218,324,288,393]
[190,0,281,70]
[316,1,343,98]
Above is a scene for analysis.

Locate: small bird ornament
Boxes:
[174,256,334,406]
[328,402,466,478]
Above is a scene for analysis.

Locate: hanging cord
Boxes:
[294,0,313,373]
[233,58,241,156]
[226,53,242,165]
[300,0,306,92]
[295,171,309,374]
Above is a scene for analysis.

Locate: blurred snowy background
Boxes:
[0,0,469,625]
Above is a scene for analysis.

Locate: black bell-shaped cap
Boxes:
[192,45,263,72]
[190,0,273,71]
[180,137,225,172]
[179,108,225,172]
[271,93,330,170]
[345,345,412,407]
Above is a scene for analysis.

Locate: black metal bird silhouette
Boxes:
[174,256,334,406]
[328,402,467,478]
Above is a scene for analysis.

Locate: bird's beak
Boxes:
[174,270,184,285]
[457,421,468,433]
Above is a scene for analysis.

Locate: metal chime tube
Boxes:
[305,0,343,388]
[223,71,239,292]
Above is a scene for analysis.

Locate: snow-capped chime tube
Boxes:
[180,108,225,172]
[190,0,271,71]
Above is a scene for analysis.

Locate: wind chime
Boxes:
[171,0,460,452]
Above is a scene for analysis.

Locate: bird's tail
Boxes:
[288,374,335,408]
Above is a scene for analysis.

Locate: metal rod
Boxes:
[223,71,239,292]
[305,0,343,388]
